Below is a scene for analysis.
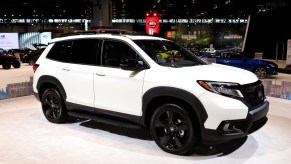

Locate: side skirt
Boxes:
[66,102,144,129]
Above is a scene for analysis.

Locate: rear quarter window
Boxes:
[46,41,71,62]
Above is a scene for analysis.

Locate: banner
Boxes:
[0,33,19,49]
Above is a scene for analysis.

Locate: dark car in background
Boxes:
[0,48,21,69]
[22,43,47,65]
[200,50,278,78]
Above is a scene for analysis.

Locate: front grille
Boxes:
[240,81,265,106]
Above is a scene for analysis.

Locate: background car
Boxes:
[10,48,31,63]
[22,43,47,65]
[0,48,21,69]
[200,50,278,78]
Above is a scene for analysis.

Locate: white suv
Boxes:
[33,30,269,155]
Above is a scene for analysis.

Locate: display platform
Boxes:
[0,95,290,163]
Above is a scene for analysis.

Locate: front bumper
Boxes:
[201,100,269,145]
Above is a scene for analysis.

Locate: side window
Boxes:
[209,53,220,58]
[47,41,71,62]
[102,40,140,67]
[229,53,243,59]
[70,39,98,65]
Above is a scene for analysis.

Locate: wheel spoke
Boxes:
[160,134,170,145]
[54,103,60,109]
[155,119,164,128]
[173,136,183,148]
[44,98,51,106]
[177,124,188,131]
[52,110,58,118]
[45,107,53,116]
[166,110,173,124]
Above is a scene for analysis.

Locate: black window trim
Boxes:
[46,38,101,66]
[99,38,150,69]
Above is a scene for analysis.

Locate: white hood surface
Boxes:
[169,63,258,85]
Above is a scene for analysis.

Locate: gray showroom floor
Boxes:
[0,95,291,164]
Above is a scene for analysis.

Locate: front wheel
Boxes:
[41,88,67,123]
[254,67,267,78]
[150,104,197,155]
[2,61,11,69]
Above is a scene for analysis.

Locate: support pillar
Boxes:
[90,0,112,30]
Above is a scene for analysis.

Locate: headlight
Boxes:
[198,81,243,98]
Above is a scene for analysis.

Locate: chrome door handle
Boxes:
[96,72,106,76]
[62,68,70,71]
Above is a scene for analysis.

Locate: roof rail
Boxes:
[59,29,138,37]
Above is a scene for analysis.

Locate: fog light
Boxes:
[220,121,244,135]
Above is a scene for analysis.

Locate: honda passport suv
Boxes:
[33,29,269,155]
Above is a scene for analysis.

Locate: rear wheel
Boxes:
[2,61,11,69]
[254,67,267,78]
[41,88,67,123]
[12,61,21,68]
[150,103,197,155]
[29,59,35,65]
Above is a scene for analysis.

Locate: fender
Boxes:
[36,75,67,101]
[141,86,208,128]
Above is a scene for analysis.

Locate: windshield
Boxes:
[134,40,205,67]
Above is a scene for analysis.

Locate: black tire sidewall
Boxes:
[12,61,21,68]
[150,103,197,155]
[41,88,67,123]
[2,61,11,69]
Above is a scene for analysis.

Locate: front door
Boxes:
[93,40,145,116]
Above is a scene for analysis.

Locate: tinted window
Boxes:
[209,53,221,58]
[47,41,71,62]
[102,40,140,67]
[70,39,98,65]
[224,53,243,59]
[134,40,205,67]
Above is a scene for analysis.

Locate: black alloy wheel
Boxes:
[41,88,67,123]
[254,67,267,78]
[150,104,197,155]
[2,61,11,69]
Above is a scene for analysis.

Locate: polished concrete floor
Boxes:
[0,95,291,164]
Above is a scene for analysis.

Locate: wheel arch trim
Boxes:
[141,86,208,128]
[36,75,67,101]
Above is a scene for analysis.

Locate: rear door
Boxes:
[47,39,99,107]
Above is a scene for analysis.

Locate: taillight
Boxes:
[33,64,39,73]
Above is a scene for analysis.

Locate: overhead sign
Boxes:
[146,17,160,35]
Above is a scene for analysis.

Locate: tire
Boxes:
[2,61,11,69]
[41,88,67,123]
[254,67,267,78]
[12,61,21,68]
[29,60,35,65]
[150,103,197,155]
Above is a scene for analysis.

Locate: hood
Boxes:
[169,63,258,85]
